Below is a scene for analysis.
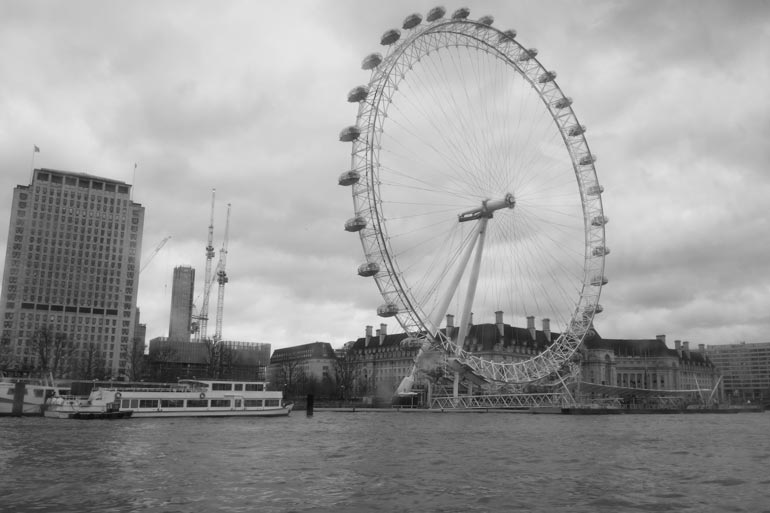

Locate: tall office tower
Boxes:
[0,168,145,378]
[168,265,195,342]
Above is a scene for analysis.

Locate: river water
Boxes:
[1,411,768,513]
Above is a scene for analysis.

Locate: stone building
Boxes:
[267,341,337,397]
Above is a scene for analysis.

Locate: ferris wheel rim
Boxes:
[341,10,607,384]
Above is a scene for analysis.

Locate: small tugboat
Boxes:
[1,376,70,416]
[44,379,293,419]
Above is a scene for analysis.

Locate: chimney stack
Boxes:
[365,325,372,347]
[495,311,504,337]
[527,315,536,340]
[683,341,690,355]
[656,334,666,346]
[379,323,387,345]
[675,340,681,352]
[542,318,551,342]
[698,343,705,353]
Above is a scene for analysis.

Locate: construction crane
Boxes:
[213,204,231,343]
[196,189,217,341]
[139,236,171,274]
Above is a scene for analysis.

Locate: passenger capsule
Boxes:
[357,262,380,277]
[517,48,538,61]
[347,85,369,103]
[403,13,423,29]
[361,53,383,70]
[567,125,586,136]
[426,6,446,21]
[377,303,399,317]
[345,216,367,232]
[553,97,573,109]
[339,126,361,142]
[579,154,597,166]
[478,15,494,25]
[590,275,609,286]
[381,29,401,46]
[591,215,609,227]
[452,7,470,19]
[586,184,604,196]
[592,245,610,257]
[499,29,517,42]
[538,70,557,83]
[338,170,360,186]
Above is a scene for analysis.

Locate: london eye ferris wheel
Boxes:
[339,7,608,385]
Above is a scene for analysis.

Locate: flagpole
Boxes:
[30,145,40,181]
[131,163,137,201]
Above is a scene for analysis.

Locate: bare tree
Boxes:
[334,351,361,400]
[0,332,15,374]
[277,359,305,398]
[126,335,146,381]
[74,343,106,380]
[31,325,74,378]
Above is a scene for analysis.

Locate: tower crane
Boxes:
[140,236,171,274]
[196,189,217,341]
[213,204,231,343]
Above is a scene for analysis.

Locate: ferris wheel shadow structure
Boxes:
[339,7,608,393]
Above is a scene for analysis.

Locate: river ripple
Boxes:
[1,411,768,513]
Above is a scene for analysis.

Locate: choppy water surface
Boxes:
[1,411,769,513]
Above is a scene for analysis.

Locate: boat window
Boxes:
[121,400,130,408]
[265,399,280,407]
[6,389,14,395]
[245,384,264,391]
[161,399,184,408]
[234,384,243,391]
[212,383,232,391]
[234,400,242,408]
[210,399,230,408]
[244,399,262,407]
[129,399,139,408]
[186,399,208,408]
[139,400,158,409]
[34,389,44,397]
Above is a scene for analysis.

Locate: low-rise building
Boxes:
[147,338,270,381]
[268,342,337,398]
[706,341,770,404]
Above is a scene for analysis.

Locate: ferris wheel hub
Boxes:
[458,192,516,222]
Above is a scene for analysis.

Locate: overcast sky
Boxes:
[1,0,768,351]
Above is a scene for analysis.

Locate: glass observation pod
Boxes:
[339,126,361,142]
[338,170,360,186]
[402,13,422,29]
[518,48,539,61]
[452,7,470,20]
[579,154,597,166]
[592,245,610,257]
[553,97,573,109]
[499,29,517,42]
[377,303,399,317]
[538,71,557,83]
[426,6,446,22]
[478,15,494,26]
[347,86,369,103]
[568,125,586,136]
[361,53,382,70]
[586,184,604,196]
[591,275,609,286]
[381,29,401,45]
[345,216,367,232]
[358,262,380,277]
[591,215,609,227]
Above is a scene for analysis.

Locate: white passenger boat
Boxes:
[44,379,293,419]
[1,378,70,416]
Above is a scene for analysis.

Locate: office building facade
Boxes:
[0,168,144,377]
[706,342,770,403]
[168,265,194,342]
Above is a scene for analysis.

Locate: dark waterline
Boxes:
[2,412,769,513]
